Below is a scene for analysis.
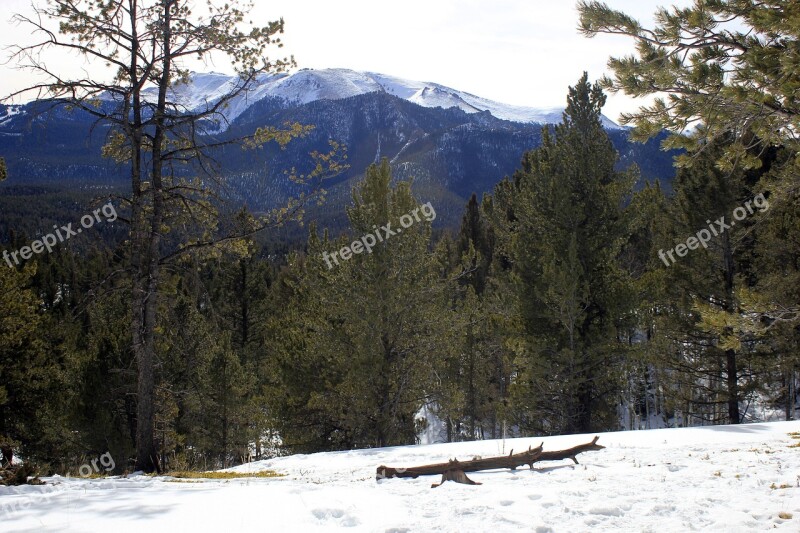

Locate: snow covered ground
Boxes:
[2,421,799,532]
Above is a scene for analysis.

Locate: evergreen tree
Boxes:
[664,138,752,424]
[759,158,800,421]
[617,181,673,429]
[499,73,637,434]
[579,0,800,423]
[579,0,800,194]
[457,193,493,295]
[434,193,510,441]
[265,160,448,450]
[8,0,332,472]
[754,182,800,420]
[0,263,65,463]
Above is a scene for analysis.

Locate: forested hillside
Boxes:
[2,72,797,471]
[0,0,798,481]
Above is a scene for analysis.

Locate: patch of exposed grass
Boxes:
[770,482,792,490]
[78,473,110,479]
[163,470,283,480]
[749,447,775,454]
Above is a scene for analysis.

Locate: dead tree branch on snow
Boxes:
[376,436,605,487]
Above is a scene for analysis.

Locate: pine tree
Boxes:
[579,1,800,422]
[265,160,449,450]
[578,0,800,194]
[500,73,637,434]
[639,136,780,426]
[432,193,510,441]
[457,193,493,295]
[7,0,341,472]
[616,181,673,429]
[750,151,800,420]
[0,264,51,460]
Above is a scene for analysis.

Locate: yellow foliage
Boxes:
[161,470,283,480]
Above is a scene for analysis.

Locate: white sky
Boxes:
[0,0,691,121]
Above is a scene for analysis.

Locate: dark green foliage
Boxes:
[0,255,95,471]
[2,14,799,467]
[654,139,761,424]
[492,73,637,434]
[579,0,800,192]
[578,0,800,426]
[264,160,450,450]
[754,183,800,420]
[0,264,47,451]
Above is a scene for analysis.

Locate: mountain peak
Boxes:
[157,68,621,131]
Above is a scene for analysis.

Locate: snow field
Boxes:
[1,421,799,532]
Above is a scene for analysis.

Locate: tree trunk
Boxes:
[722,232,739,425]
[134,305,158,472]
[135,0,172,473]
[128,0,156,474]
[576,367,593,433]
[726,349,740,424]
[377,444,544,480]
[785,368,795,421]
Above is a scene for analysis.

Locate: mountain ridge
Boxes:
[0,70,674,231]
[138,68,622,131]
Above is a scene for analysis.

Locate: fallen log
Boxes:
[376,436,604,487]
[537,435,605,464]
[0,463,44,486]
[431,468,482,488]
[377,444,543,481]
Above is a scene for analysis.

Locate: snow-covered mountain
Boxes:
[144,68,621,130]
[1,69,674,227]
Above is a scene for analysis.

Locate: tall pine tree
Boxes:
[499,73,637,434]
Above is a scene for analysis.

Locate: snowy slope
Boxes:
[367,71,573,126]
[2,421,799,532]
[142,68,621,131]
[0,105,24,130]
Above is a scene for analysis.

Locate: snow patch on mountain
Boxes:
[0,105,24,127]
[367,71,577,126]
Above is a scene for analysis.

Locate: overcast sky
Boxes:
[0,0,690,121]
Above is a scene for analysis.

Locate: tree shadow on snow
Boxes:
[706,423,773,434]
